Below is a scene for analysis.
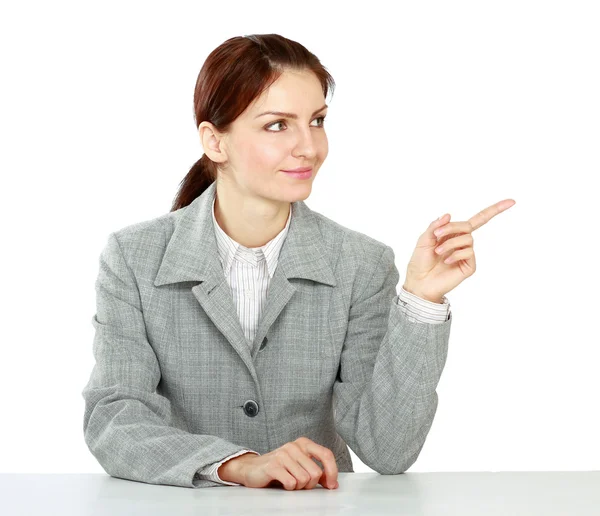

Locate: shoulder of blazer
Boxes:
[306,208,395,303]
[108,208,181,258]
[309,208,391,264]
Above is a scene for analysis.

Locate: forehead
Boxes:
[247,70,325,115]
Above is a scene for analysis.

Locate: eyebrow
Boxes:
[254,104,328,119]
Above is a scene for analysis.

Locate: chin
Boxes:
[281,187,312,204]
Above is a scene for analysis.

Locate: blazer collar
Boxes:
[154,180,336,289]
[211,195,291,280]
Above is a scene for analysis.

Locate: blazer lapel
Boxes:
[154,180,337,375]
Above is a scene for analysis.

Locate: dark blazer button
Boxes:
[259,336,268,350]
[243,400,259,417]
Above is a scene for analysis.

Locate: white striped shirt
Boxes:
[197,196,451,485]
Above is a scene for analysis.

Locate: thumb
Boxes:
[429,213,449,236]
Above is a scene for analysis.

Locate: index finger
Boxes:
[468,198,516,232]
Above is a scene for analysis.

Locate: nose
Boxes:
[292,128,319,160]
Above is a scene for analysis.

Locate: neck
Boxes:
[214,182,291,248]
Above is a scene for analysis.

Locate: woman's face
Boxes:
[217,69,329,203]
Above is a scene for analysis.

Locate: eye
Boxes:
[265,115,327,132]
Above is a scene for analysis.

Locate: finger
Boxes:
[270,465,298,491]
[444,247,475,265]
[281,450,315,490]
[434,234,473,255]
[432,213,449,229]
[468,199,516,232]
[428,214,450,240]
[434,221,473,242]
[292,450,328,490]
[303,440,338,489]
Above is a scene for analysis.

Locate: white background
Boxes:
[1,0,598,475]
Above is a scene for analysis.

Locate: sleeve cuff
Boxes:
[396,287,451,324]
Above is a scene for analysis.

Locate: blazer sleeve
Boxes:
[82,232,253,488]
[332,245,452,474]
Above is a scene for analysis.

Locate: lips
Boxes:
[282,167,313,173]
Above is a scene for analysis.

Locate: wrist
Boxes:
[218,452,255,484]
[402,283,443,304]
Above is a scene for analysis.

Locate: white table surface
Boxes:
[1,472,599,515]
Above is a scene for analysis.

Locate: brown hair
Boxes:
[170,33,336,212]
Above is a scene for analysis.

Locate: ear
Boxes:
[199,121,228,164]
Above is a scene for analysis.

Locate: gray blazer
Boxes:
[82,180,452,488]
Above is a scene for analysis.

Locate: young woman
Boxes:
[82,33,515,491]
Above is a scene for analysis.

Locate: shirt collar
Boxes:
[211,196,292,278]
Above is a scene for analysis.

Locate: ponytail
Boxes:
[170,154,217,212]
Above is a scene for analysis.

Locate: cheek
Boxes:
[318,136,329,161]
[239,135,288,171]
